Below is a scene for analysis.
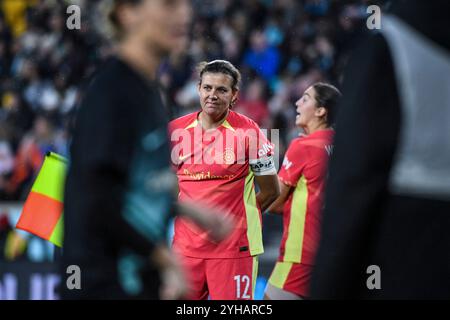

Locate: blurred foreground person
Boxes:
[62,0,223,300]
[311,0,450,299]
[265,83,340,300]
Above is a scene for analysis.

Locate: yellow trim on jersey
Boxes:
[284,175,308,263]
[244,170,264,256]
[184,118,234,131]
[222,119,236,132]
[184,119,199,130]
[269,261,293,289]
[252,256,259,299]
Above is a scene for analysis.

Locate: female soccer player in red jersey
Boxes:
[169,60,280,300]
[264,82,341,300]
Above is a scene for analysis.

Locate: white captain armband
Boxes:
[249,155,277,176]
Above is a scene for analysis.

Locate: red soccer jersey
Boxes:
[169,110,275,258]
[278,129,334,265]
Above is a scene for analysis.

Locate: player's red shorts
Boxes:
[267,261,313,298]
[179,254,259,300]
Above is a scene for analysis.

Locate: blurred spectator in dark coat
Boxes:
[311,0,450,299]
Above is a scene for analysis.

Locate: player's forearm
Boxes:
[267,181,292,214]
[266,195,284,214]
[256,189,279,212]
[175,202,233,242]
[255,174,280,212]
[150,243,178,271]
[175,202,209,230]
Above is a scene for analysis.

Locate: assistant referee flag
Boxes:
[16,152,67,247]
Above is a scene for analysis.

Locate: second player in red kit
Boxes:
[265,83,341,300]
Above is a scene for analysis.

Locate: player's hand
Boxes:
[151,244,188,300]
[159,260,188,300]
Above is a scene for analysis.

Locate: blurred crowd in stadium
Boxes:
[0,0,380,201]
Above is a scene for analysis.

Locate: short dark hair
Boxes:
[108,0,143,40]
[312,82,342,126]
[196,60,241,91]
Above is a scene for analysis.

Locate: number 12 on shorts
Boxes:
[234,275,251,299]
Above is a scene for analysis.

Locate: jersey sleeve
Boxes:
[278,139,308,187]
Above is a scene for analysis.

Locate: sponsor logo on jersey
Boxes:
[258,143,274,157]
[223,147,236,165]
[283,156,293,170]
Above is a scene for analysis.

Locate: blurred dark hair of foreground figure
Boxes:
[311,0,450,299]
